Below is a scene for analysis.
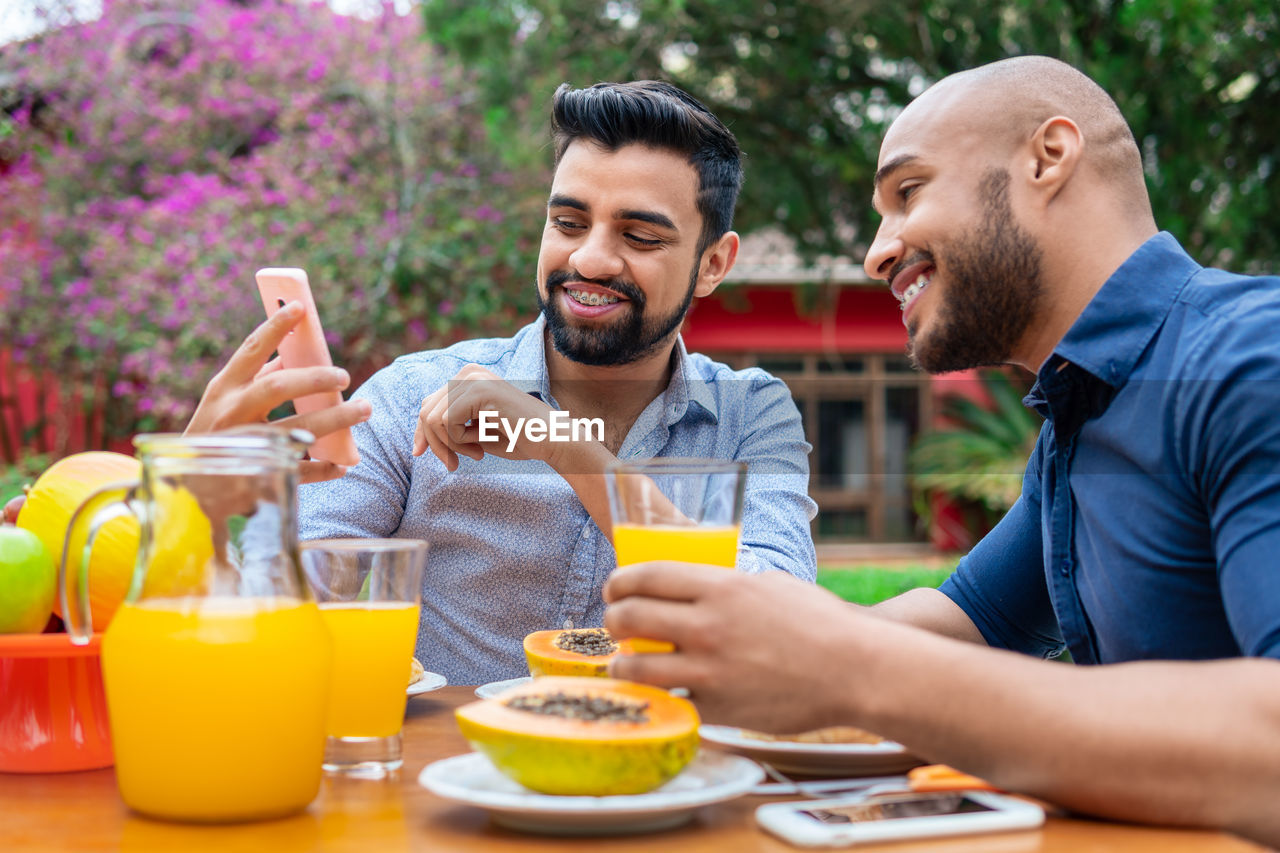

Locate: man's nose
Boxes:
[570,228,625,281]
[863,221,903,282]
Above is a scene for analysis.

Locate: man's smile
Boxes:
[548,272,641,323]
[889,261,935,322]
[564,283,626,308]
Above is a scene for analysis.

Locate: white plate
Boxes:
[419,750,763,835]
[475,678,689,701]
[473,676,533,699]
[698,725,924,777]
[406,670,448,696]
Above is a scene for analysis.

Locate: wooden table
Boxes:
[0,686,1265,852]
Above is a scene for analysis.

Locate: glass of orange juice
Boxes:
[606,459,746,653]
[300,539,428,778]
[606,458,746,571]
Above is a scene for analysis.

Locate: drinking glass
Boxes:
[606,459,746,652]
[606,458,747,570]
[300,539,428,778]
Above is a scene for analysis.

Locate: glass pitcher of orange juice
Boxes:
[60,429,332,823]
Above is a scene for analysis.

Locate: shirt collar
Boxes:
[668,334,720,424]
[505,314,555,400]
[516,314,719,425]
[1051,231,1200,389]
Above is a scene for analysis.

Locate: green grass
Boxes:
[817,562,959,606]
[816,561,1076,662]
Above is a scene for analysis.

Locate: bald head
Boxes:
[864,56,1161,371]
[897,56,1150,216]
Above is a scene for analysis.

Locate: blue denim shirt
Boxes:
[942,233,1280,664]
[300,315,817,684]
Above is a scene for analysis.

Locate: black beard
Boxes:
[539,266,698,367]
[906,168,1044,374]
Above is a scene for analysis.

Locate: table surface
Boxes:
[0,686,1265,852]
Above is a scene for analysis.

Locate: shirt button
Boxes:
[582,528,591,539]
[1060,560,1070,576]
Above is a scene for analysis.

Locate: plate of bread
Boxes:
[407,657,447,696]
[698,725,924,777]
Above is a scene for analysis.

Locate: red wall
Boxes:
[0,350,48,463]
[682,284,908,353]
[0,350,132,463]
[682,283,988,551]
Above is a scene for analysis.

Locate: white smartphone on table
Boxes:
[254,267,360,467]
[756,790,1044,848]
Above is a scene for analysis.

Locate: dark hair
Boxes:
[551,80,743,256]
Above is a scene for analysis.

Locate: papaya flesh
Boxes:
[523,627,642,678]
[455,677,700,795]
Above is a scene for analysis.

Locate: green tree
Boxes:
[422,0,1279,271]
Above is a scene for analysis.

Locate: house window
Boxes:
[712,352,932,543]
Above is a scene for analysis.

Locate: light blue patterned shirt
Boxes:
[299,315,817,684]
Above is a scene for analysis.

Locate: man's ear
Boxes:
[1028,116,1083,205]
[693,231,740,298]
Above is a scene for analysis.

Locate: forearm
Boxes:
[549,440,619,537]
[870,587,987,644]
[842,621,1280,844]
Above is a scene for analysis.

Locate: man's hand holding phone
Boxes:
[185,300,371,484]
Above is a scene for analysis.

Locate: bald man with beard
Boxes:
[603,57,1280,844]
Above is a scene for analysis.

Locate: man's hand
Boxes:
[185,301,371,483]
[606,566,1280,846]
[603,562,865,732]
[413,364,564,471]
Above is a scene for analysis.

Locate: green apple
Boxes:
[0,525,57,634]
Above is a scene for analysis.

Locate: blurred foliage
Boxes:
[422,0,1280,272]
[909,370,1042,524]
[0,453,48,505]
[0,0,543,451]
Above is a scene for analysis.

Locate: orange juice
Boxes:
[101,596,331,822]
[612,523,740,568]
[318,602,420,737]
[612,524,740,654]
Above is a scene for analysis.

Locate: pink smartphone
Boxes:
[255,268,360,467]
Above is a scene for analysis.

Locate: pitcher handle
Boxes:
[58,481,142,645]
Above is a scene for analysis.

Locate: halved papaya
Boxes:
[455,676,700,795]
[524,627,641,677]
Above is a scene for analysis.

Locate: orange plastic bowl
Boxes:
[0,632,113,773]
